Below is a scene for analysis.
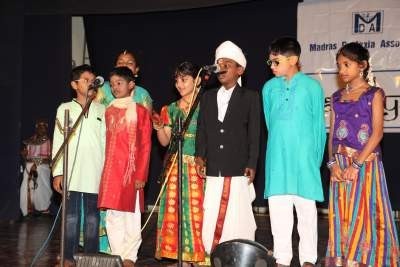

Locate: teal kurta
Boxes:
[262,72,326,201]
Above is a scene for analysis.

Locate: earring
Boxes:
[359,70,364,78]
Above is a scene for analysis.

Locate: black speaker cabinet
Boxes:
[211,239,275,267]
[74,253,123,267]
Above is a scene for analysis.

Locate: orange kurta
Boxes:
[98,103,151,212]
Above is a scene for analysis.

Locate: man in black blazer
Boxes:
[195,40,260,255]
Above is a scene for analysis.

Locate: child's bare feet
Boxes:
[122,259,135,267]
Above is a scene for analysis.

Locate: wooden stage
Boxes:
[0,211,332,267]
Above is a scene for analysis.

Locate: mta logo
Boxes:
[353,11,383,34]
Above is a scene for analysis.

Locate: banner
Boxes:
[298,0,400,132]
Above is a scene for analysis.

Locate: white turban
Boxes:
[215,40,246,86]
[215,40,247,69]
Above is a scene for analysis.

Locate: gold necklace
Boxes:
[178,99,190,114]
[181,98,190,105]
[181,98,191,107]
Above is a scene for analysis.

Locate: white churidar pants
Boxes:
[268,195,318,266]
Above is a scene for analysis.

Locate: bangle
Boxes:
[326,158,336,169]
[352,159,363,169]
[153,123,164,131]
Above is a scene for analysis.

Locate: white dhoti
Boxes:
[105,194,142,262]
[20,162,52,216]
[202,175,256,254]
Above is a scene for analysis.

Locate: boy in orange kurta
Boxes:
[98,67,151,267]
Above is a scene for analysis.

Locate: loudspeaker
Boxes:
[211,239,275,267]
[74,253,123,267]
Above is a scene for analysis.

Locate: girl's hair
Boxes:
[174,61,199,79]
[336,42,370,81]
[109,66,136,82]
[115,49,139,66]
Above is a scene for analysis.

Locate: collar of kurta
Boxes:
[110,96,137,124]
[281,71,304,87]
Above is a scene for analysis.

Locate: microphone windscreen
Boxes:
[95,76,105,86]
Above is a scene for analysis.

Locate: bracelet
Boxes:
[351,159,363,169]
[326,158,336,169]
[153,123,164,131]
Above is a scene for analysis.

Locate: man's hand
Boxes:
[53,175,63,194]
[195,157,206,178]
[244,168,255,184]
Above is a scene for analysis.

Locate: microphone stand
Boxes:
[158,69,213,266]
[51,92,96,267]
[51,92,96,169]
[60,110,70,267]
[158,70,211,183]
[177,116,183,267]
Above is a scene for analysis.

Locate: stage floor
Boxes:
[0,212,330,267]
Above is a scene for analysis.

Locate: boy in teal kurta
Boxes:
[262,37,326,267]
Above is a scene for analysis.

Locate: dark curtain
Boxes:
[84,1,298,207]
[0,14,24,221]
[0,14,71,220]
[381,134,400,209]
[24,0,253,15]
[21,15,72,140]
[84,1,400,209]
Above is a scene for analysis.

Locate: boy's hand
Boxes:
[53,175,63,194]
[30,163,37,173]
[195,157,206,178]
[244,168,255,184]
[135,181,146,190]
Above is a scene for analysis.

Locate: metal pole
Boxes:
[60,110,70,267]
[177,116,183,267]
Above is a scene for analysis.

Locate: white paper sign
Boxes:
[298,0,400,132]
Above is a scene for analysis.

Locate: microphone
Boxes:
[202,64,226,74]
[88,76,105,90]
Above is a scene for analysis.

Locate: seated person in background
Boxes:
[20,119,52,216]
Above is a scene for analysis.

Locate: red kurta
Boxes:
[98,103,151,212]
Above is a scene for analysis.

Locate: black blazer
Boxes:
[195,84,260,177]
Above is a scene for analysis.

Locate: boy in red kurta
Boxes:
[98,67,151,267]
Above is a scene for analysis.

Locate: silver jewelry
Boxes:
[345,83,350,94]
